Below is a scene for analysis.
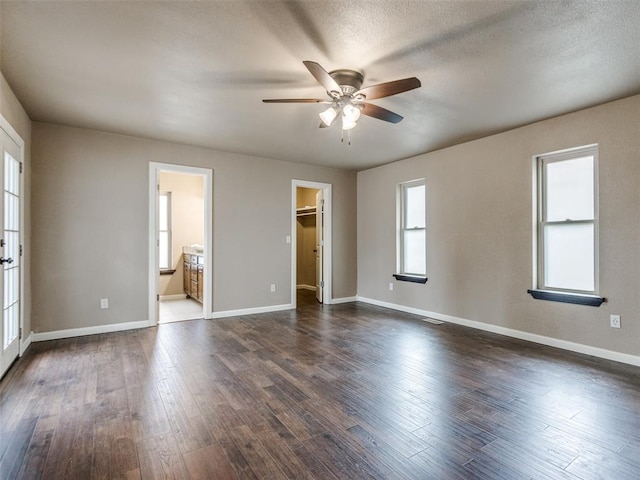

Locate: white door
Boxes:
[315,190,324,303]
[0,126,21,378]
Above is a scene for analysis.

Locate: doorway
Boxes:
[149,163,213,326]
[0,116,24,379]
[292,180,332,307]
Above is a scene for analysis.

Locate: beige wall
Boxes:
[31,123,357,333]
[158,171,204,296]
[1,72,32,337]
[358,94,640,357]
[296,187,318,288]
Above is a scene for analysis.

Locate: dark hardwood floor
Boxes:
[2,290,640,479]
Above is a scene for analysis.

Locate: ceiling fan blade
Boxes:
[355,77,421,100]
[360,103,404,123]
[303,61,342,97]
[262,98,327,103]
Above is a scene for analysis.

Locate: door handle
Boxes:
[0,257,13,265]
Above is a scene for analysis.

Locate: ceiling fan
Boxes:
[263,61,421,131]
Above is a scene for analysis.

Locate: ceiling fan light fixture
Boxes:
[319,106,338,127]
[342,116,357,130]
[342,103,361,122]
[263,61,421,135]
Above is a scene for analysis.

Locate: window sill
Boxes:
[527,289,605,307]
[160,269,176,276]
[393,274,428,284]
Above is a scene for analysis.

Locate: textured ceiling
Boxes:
[1,1,639,171]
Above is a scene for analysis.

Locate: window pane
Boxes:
[159,194,168,231]
[403,229,426,275]
[544,223,594,291]
[3,266,18,306]
[4,192,18,231]
[5,153,19,196]
[405,185,425,228]
[159,232,169,269]
[545,156,594,221]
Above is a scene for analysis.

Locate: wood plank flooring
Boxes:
[2,290,640,479]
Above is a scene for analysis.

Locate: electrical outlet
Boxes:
[610,314,621,329]
[389,282,394,291]
[270,284,276,293]
[285,235,291,244]
[100,298,109,309]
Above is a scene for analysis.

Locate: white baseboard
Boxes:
[20,333,32,355]
[211,303,294,319]
[159,294,187,301]
[357,296,640,367]
[29,303,293,342]
[31,320,150,342]
[330,296,358,304]
[296,284,316,291]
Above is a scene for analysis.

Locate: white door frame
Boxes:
[291,180,332,307]
[314,189,324,303]
[0,114,26,360]
[148,162,213,325]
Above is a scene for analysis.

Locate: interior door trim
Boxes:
[0,114,26,361]
[291,180,332,308]
[148,162,213,325]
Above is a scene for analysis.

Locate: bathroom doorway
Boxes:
[149,163,213,326]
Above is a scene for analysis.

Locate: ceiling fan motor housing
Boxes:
[329,69,364,96]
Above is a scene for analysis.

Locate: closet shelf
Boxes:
[296,206,316,217]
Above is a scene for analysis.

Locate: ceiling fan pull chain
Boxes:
[340,129,352,146]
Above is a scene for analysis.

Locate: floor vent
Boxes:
[422,318,444,325]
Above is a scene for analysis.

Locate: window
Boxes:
[533,145,600,302]
[159,191,172,271]
[396,179,426,281]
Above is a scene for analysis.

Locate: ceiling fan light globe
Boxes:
[319,107,338,126]
[343,104,361,122]
[342,117,357,130]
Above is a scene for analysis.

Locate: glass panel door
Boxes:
[0,125,21,379]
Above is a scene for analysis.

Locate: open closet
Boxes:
[296,187,323,302]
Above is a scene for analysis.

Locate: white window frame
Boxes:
[159,191,172,271]
[535,145,599,295]
[397,179,426,277]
